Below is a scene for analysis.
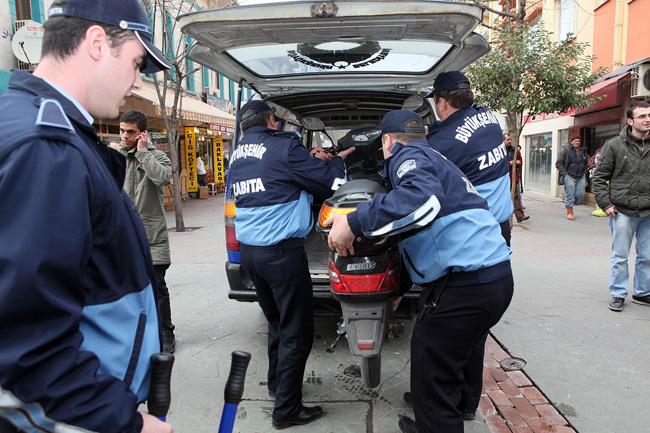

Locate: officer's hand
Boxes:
[323,213,355,256]
[309,147,331,162]
[140,412,173,433]
[391,296,403,312]
[136,131,148,151]
[337,146,356,161]
[604,205,617,218]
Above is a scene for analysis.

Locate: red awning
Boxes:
[575,72,631,114]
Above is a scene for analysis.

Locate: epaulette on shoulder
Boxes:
[36,98,74,132]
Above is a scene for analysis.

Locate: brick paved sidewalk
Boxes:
[481,335,577,433]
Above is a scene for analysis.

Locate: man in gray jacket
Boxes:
[592,101,650,312]
[120,109,176,351]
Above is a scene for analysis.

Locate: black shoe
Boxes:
[272,406,323,429]
[608,297,625,312]
[403,392,412,407]
[398,415,418,433]
[162,329,176,353]
[632,295,650,306]
[461,408,476,421]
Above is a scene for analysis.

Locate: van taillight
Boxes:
[329,257,399,294]
[225,224,239,251]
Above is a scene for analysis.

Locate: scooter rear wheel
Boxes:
[361,355,381,388]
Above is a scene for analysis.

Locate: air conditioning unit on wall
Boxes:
[631,63,650,98]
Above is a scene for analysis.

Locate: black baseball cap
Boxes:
[380,110,425,134]
[47,0,172,73]
[433,71,471,92]
[238,100,273,121]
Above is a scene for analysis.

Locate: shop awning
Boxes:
[132,87,235,126]
[575,72,631,115]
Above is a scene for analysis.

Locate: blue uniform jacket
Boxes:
[231,126,346,246]
[0,71,160,433]
[347,140,511,285]
[427,105,514,224]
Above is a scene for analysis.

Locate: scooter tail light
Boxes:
[329,258,398,294]
[319,203,356,227]
[328,259,348,293]
[377,255,400,293]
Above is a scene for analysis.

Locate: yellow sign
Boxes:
[213,135,224,184]
[184,127,198,192]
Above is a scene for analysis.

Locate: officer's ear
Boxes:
[86,25,109,62]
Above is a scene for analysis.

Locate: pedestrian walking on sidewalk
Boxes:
[0,0,173,432]
[325,110,513,433]
[120,109,176,353]
[556,135,589,220]
[506,133,529,223]
[425,71,515,245]
[592,101,650,312]
[230,100,355,429]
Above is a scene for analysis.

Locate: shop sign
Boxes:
[184,127,198,192]
[209,124,235,134]
[525,109,575,123]
[205,94,234,114]
[213,135,225,184]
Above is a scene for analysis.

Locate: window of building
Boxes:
[526,132,553,194]
[557,0,576,41]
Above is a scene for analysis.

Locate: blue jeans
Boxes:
[608,212,650,298]
[564,175,586,208]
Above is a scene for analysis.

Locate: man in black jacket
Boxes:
[556,135,589,220]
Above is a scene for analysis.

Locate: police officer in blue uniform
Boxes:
[325,110,514,433]
[230,100,354,429]
[427,71,515,246]
[0,1,173,433]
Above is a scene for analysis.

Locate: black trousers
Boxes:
[499,220,511,247]
[240,243,314,421]
[411,274,514,433]
[154,264,174,330]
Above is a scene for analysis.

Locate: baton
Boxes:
[217,351,252,433]
[148,352,175,421]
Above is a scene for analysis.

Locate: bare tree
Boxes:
[140,0,204,232]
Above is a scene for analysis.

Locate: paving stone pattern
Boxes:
[481,335,576,433]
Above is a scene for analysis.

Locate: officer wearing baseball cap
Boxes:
[0,1,172,433]
[230,99,354,429]
[47,0,172,73]
[325,109,513,433]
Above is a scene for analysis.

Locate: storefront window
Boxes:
[526,133,553,194]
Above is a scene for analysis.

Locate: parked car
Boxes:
[178,0,490,316]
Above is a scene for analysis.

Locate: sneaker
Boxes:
[163,329,176,353]
[398,415,418,433]
[632,295,650,306]
[608,297,625,312]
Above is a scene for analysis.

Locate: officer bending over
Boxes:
[230,100,354,429]
[325,110,513,433]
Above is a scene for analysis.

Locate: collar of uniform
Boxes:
[440,104,478,127]
[42,78,93,125]
[8,70,95,133]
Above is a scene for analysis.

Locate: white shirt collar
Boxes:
[42,78,94,125]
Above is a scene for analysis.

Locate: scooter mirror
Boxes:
[300,116,326,131]
[402,94,426,111]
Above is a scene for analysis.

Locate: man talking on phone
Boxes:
[120,109,176,352]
